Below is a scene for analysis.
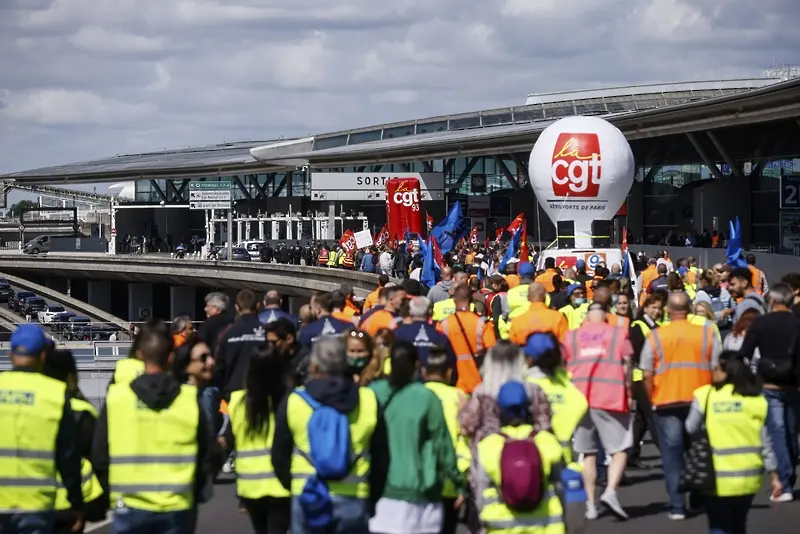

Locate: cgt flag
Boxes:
[375,225,389,247]
[339,230,356,253]
[469,225,479,245]
[507,213,525,235]
[495,227,505,243]
[426,212,434,234]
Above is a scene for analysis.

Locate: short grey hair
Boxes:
[171,315,192,334]
[409,297,431,319]
[769,283,794,308]
[310,336,348,376]
[205,292,229,311]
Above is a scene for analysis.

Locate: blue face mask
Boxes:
[573,298,587,306]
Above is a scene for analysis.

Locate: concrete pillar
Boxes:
[128,283,154,322]
[170,286,196,320]
[87,280,111,313]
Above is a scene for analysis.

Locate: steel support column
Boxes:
[510,154,529,186]
[422,161,434,173]
[232,176,253,201]
[494,156,521,190]
[706,131,743,179]
[174,179,190,200]
[249,174,270,200]
[686,133,724,180]
[447,157,479,194]
[273,171,293,197]
[165,180,184,202]
[150,180,168,202]
[442,159,455,177]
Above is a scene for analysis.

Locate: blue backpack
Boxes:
[294,389,355,531]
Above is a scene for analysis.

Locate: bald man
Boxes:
[427,266,454,305]
[258,289,298,326]
[509,282,568,344]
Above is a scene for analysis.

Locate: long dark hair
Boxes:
[388,341,419,390]
[717,350,762,397]
[42,348,88,401]
[171,335,197,384]
[244,344,289,439]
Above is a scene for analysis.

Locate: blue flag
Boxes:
[405,227,412,253]
[432,201,465,254]
[621,251,630,278]
[498,226,522,273]
[417,236,428,258]
[420,237,440,288]
[726,217,748,268]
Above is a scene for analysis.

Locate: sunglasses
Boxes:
[192,352,210,363]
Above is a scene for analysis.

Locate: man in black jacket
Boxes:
[197,292,233,357]
[212,289,265,398]
[265,317,309,386]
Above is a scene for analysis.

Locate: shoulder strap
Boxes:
[294,389,322,410]
[452,312,477,358]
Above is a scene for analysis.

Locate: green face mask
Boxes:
[573,298,587,306]
[347,356,369,372]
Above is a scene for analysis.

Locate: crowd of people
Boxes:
[2,242,800,534]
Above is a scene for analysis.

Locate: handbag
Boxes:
[679,388,716,493]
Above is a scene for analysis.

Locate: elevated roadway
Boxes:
[0,252,381,298]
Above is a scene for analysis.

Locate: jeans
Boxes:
[705,494,754,534]
[242,496,291,534]
[290,495,369,534]
[763,388,800,492]
[112,507,193,534]
[0,513,53,534]
[653,406,690,514]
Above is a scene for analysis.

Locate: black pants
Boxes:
[241,496,291,534]
[631,381,660,458]
[441,498,459,534]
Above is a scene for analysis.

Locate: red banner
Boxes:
[507,213,525,235]
[519,222,530,265]
[386,177,422,240]
[495,227,505,242]
[469,225,479,244]
[426,212,434,234]
[431,235,444,269]
[339,229,356,253]
[375,225,389,246]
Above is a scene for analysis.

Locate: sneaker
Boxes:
[585,502,599,520]
[770,492,794,503]
[600,490,629,520]
[222,459,233,474]
[668,512,686,520]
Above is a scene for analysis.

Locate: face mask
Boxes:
[612,295,619,306]
[347,356,370,372]
[573,298,587,306]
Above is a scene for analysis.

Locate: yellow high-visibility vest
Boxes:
[432,299,475,322]
[228,390,290,499]
[477,425,565,534]
[0,371,66,512]
[55,397,104,510]
[528,370,587,463]
[113,358,145,386]
[558,303,589,330]
[107,383,199,512]
[630,320,652,382]
[286,387,378,498]
[425,381,471,498]
[507,285,552,320]
[696,383,768,497]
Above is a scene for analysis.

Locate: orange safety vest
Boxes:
[639,267,658,306]
[607,314,630,331]
[566,325,628,412]
[747,265,766,295]
[535,269,559,293]
[317,249,329,266]
[647,320,714,408]
[585,277,603,301]
[438,311,495,394]
[343,253,355,269]
[712,235,720,248]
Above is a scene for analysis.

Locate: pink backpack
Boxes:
[498,431,545,511]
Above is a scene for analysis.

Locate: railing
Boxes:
[0,342,132,370]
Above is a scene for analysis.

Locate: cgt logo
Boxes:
[551,133,601,197]
[392,181,420,210]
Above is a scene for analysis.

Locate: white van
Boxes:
[22,235,51,254]
[537,246,638,292]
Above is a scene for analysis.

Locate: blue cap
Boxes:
[497,381,529,415]
[678,266,688,276]
[523,333,556,361]
[517,263,535,277]
[11,324,47,357]
[566,283,582,297]
[576,259,586,269]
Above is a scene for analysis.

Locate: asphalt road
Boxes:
[86,444,800,534]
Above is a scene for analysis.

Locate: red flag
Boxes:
[494,227,505,243]
[507,213,525,235]
[425,212,434,234]
[621,227,628,254]
[519,222,530,265]
[375,225,389,246]
[483,237,489,249]
[468,225,479,245]
[339,229,356,253]
[431,234,444,269]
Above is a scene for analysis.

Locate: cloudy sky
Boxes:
[0,0,797,177]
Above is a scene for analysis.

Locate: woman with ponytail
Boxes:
[368,341,464,534]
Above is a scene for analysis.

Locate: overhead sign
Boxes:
[468,196,490,217]
[780,172,800,209]
[310,172,444,201]
[189,180,232,210]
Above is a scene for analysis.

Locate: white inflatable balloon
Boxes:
[528,116,634,247]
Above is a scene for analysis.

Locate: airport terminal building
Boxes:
[3,75,800,253]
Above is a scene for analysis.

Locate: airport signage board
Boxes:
[780,172,800,209]
[310,172,444,201]
[189,180,232,210]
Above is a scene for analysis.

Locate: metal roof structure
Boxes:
[3,77,799,184]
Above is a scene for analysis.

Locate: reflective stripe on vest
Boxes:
[55,397,103,510]
[477,426,564,534]
[0,372,66,513]
[286,387,378,498]
[697,384,768,497]
[568,327,628,412]
[631,320,652,382]
[228,390,289,499]
[649,323,714,407]
[113,359,145,386]
[107,384,199,512]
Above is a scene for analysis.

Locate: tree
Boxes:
[9,200,37,218]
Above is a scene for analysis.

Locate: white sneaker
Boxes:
[668,512,685,520]
[770,492,794,503]
[585,502,598,520]
[600,490,628,520]
[222,459,233,474]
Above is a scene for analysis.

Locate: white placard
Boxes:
[354,229,373,249]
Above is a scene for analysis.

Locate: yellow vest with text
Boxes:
[630,320,651,382]
[425,381,471,498]
[695,383,768,497]
[107,383,199,512]
[507,285,551,321]
[432,299,475,322]
[113,358,145,386]
[477,425,565,534]
[528,370,588,463]
[228,390,290,499]
[55,397,104,510]
[287,387,378,498]
[558,303,589,331]
[0,371,66,512]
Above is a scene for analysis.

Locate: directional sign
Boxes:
[190,201,230,210]
[189,180,232,210]
[189,190,230,201]
[189,180,233,190]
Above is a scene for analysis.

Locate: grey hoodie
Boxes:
[427,280,453,304]
[734,291,767,322]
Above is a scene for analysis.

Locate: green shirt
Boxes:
[368,379,464,502]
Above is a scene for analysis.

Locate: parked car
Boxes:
[64,316,91,340]
[72,323,122,341]
[51,312,77,333]
[8,291,36,312]
[38,304,67,324]
[237,241,265,259]
[22,297,47,318]
[0,282,14,303]
[218,247,251,261]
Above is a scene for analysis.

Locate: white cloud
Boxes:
[0,0,798,174]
